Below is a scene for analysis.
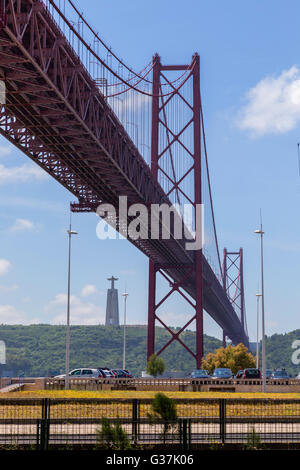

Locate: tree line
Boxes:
[0,324,299,377]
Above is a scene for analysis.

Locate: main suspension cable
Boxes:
[48,0,194,97]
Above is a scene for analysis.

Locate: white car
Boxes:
[54,368,103,379]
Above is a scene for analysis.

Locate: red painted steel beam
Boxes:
[223,247,248,345]
[0,0,248,351]
[193,53,204,366]
[146,53,206,365]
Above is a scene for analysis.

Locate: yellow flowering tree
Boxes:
[201,343,256,375]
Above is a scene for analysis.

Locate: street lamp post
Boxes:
[255,293,262,369]
[122,291,128,370]
[65,224,78,390]
[254,224,266,392]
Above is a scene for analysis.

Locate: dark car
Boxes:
[242,368,261,379]
[190,369,211,379]
[97,369,106,378]
[122,370,133,378]
[235,370,244,379]
[270,368,290,379]
[265,369,273,379]
[111,369,130,378]
[97,368,115,378]
[211,368,233,379]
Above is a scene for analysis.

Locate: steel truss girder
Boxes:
[0,0,248,350]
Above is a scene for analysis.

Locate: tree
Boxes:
[201,343,256,374]
[146,354,165,377]
[246,427,262,450]
[147,393,178,443]
[96,417,132,450]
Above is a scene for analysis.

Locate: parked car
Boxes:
[263,369,273,379]
[211,368,233,379]
[242,368,261,379]
[234,370,244,379]
[122,370,133,378]
[190,369,211,379]
[111,369,129,378]
[97,368,115,378]
[296,372,300,379]
[54,368,103,379]
[270,368,290,379]
[97,369,106,378]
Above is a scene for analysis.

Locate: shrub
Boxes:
[147,392,178,443]
[146,354,165,377]
[96,417,132,450]
[246,427,262,450]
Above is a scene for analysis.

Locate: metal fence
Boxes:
[0,398,300,449]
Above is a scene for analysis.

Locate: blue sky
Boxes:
[1,0,300,341]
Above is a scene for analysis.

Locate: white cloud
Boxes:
[9,218,39,233]
[0,259,11,276]
[0,163,48,184]
[0,145,12,157]
[46,293,105,325]
[0,305,23,323]
[0,284,18,292]
[109,89,151,114]
[81,284,97,297]
[0,305,40,324]
[238,66,300,136]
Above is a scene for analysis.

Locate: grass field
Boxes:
[0,390,300,400]
[1,390,300,399]
[0,391,300,419]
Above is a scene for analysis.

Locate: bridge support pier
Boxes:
[222,248,248,345]
[222,331,226,348]
[147,262,203,365]
[147,53,204,367]
[147,260,156,358]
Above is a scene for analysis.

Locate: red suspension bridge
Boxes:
[0,0,248,367]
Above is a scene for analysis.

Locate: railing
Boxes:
[44,377,300,390]
[0,397,300,449]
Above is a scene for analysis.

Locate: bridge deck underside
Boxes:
[0,0,247,346]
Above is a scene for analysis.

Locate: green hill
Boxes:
[1,325,299,378]
[0,324,222,377]
[265,330,300,377]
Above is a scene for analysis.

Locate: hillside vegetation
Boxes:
[0,325,299,377]
[0,325,221,377]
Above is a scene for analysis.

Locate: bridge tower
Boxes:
[222,248,247,345]
[147,53,204,367]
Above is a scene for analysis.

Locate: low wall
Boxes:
[0,378,11,389]
[43,377,300,393]
[2,377,300,393]
[189,379,300,393]
[22,378,46,391]
[0,377,46,391]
